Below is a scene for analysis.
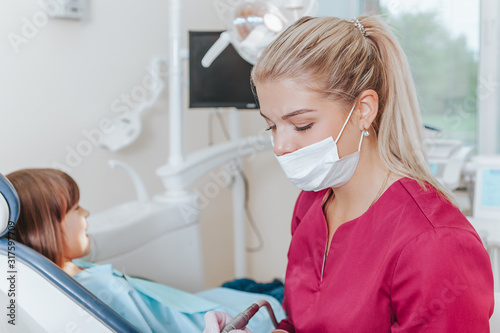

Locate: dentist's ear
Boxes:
[357,89,379,133]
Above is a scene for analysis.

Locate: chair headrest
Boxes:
[0,173,19,238]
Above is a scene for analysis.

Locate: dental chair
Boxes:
[0,173,140,332]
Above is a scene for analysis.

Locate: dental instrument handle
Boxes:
[220,303,258,333]
[220,299,279,333]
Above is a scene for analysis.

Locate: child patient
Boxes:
[7,168,284,333]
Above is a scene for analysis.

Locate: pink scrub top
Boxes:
[277,177,494,332]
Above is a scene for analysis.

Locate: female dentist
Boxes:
[205,15,494,332]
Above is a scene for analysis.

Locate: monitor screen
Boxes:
[480,168,500,208]
[473,164,500,220]
[189,31,259,110]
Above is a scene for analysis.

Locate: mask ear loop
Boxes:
[357,131,364,151]
[334,102,357,144]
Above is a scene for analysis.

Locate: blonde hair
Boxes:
[251,15,455,203]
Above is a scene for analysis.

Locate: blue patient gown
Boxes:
[72,260,285,333]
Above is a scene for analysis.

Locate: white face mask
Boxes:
[274,102,364,191]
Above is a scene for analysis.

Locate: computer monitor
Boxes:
[189,31,258,110]
[473,156,500,220]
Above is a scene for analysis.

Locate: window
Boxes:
[380,0,481,146]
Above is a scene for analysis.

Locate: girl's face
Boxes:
[256,80,361,158]
[61,204,91,260]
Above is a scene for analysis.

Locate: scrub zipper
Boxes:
[321,190,333,282]
[320,243,328,282]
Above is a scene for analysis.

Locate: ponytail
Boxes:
[360,16,456,203]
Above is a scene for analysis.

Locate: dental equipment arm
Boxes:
[221,299,279,333]
[108,159,149,202]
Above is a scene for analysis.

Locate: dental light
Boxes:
[202,0,317,67]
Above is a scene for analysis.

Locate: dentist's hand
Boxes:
[203,311,252,333]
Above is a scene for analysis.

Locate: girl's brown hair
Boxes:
[6,169,79,267]
[251,15,454,202]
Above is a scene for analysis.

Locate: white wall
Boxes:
[0,0,299,288]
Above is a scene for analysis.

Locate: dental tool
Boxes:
[220,299,279,333]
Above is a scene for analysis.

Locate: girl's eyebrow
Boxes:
[260,108,317,121]
[281,109,317,120]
